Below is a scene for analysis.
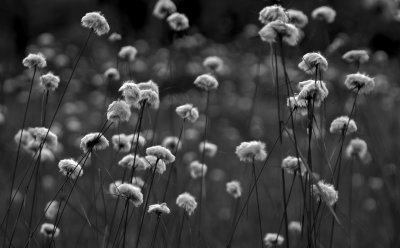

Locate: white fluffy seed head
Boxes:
[80,132,109,153]
[176,192,197,216]
[288,221,302,233]
[145,155,167,174]
[119,81,141,107]
[312,180,338,206]
[297,80,329,107]
[329,116,357,135]
[194,74,219,91]
[118,155,148,170]
[344,73,375,94]
[146,145,175,164]
[176,103,199,122]
[148,202,171,215]
[264,233,285,248]
[104,68,120,81]
[107,100,131,123]
[44,201,59,221]
[226,180,242,199]
[153,0,177,19]
[58,159,82,179]
[342,50,369,64]
[22,53,47,69]
[259,20,300,46]
[287,9,308,28]
[167,13,189,31]
[116,183,143,207]
[81,12,110,36]
[189,160,207,179]
[199,141,218,158]
[203,56,224,73]
[118,46,138,61]
[162,136,182,152]
[311,6,336,23]
[258,5,288,24]
[108,32,122,42]
[40,223,60,238]
[111,133,132,153]
[39,72,60,91]
[345,138,368,159]
[281,156,306,176]
[235,141,267,162]
[298,52,328,74]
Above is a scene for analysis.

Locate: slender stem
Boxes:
[150,215,161,248]
[252,159,264,248]
[176,212,186,248]
[122,200,130,248]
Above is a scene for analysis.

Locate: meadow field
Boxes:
[0,0,400,247]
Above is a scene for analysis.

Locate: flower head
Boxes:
[116,183,143,206]
[108,32,122,42]
[298,52,328,74]
[329,116,357,135]
[138,80,160,94]
[58,159,83,179]
[145,155,167,174]
[235,141,267,162]
[118,46,137,61]
[264,233,285,248]
[81,12,110,36]
[132,177,145,188]
[22,53,47,69]
[342,50,369,64]
[140,89,160,109]
[167,13,189,31]
[39,72,60,91]
[153,0,177,19]
[118,155,148,170]
[162,136,182,152]
[287,9,308,28]
[176,192,197,216]
[288,221,302,233]
[111,133,132,152]
[194,74,219,91]
[203,56,224,73]
[297,80,329,106]
[345,138,368,159]
[176,103,199,122]
[148,202,171,215]
[40,223,60,238]
[259,20,300,46]
[344,73,375,94]
[281,156,306,176]
[27,127,58,150]
[146,145,175,164]
[199,141,218,158]
[287,96,308,115]
[311,6,336,23]
[119,81,141,107]
[104,68,120,81]
[226,180,242,199]
[258,5,288,24]
[44,201,59,221]
[80,132,109,153]
[109,180,122,196]
[189,160,207,179]
[312,180,338,206]
[107,100,131,123]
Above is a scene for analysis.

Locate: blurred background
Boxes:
[1,0,400,248]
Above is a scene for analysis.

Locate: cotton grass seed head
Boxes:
[282,156,306,176]
[145,155,167,174]
[118,46,138,61]
[132,177,145,188]
[148,202,171,215]
[259,20,300,46]
[80,132,109,153]
[226,180,242,199]
[81,12,110,36]
[108,32,122,42]
[58,159,82,179]
[345,138,368,159]
[140,89,160,109]
[138,80,159,94]
[22,53,47,69]
[153,0,177,19]
[176,192,197,216]
[176,103,199,122]
[297,80,329,107]
[39,72,60,92]
[342,50,369,64]
[129,133,146,147]
[109,180,122,196]
[27,127,58,151]
[116,183,143,207]
[167,13,189,31]
[44,201,59,221]
[104,67,120,81]
[189,160,207,179]
[199,141,218,157]
[258,5,288,24]
[288,221,302,233]
[235,141,267,162]
[119,81,141,107]
[329,116,357,135]
[311,6,336,23]
[344,73,375,94]
[312,180,338,206]
[287,9,308,28]
[264,233,285,248]
[40,223,60,238]
[194,74,219,91]
[111,133,132,153]
[146,145,175,164]
[287,96,307,115]
[107,100,131,123]
[118,155,148,170]
[203,56,224,73]
[162,136,182,152]
[298,52,328,74]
